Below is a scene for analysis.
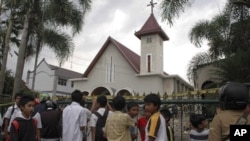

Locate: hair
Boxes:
[97,95,107,107]
[14,92,23,99]
[71,89,83,103]
[112,95,126,111]
[144,93,161,110]
[160,108,172,120]
[190,113,206,129]
[19,95,35,107]
[45,100,57,110]
[127,101,139,111]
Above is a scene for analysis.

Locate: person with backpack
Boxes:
[9,95,38,141]
[2,92,22,141]
[209,82,250,141]
[89,95,113,141]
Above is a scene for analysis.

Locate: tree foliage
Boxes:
[181,1,250,84]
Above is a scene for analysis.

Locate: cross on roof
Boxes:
[147,0,157,14]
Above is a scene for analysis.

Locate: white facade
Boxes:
[26,59,82,97]
[195,64,221,90]
[72,14,193,97]
[140,34,164,75]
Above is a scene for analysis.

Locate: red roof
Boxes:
[83,37,140,77]
[135,14,169,41]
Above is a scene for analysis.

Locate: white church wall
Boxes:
[163,78,175,96]
[27,61,55,92]
[196,64,220,89]
[74,43,167,96]
[140,34,163,74]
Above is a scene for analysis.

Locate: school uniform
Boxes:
[62,102,87,141]
[83,107,91,141]
[4,104,20,132]
[9,113,37,141]
[89,108,113,141]
[145,112,167,141]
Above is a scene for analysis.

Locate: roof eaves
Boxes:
[110,38,140,73]
[82,37,112,77]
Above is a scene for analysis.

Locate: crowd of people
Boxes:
[0,81,249,141]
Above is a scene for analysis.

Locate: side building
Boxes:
[26,58,82,97]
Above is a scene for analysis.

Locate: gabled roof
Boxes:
[49,64,82,79]
[35,58,82,79]
[83,37,140,77]
[135,14,169,41]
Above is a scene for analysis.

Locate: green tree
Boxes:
[0,0,23,96]
[12,0,92,99]
[187,52,213,87]
[178,1,250,84]
[159,0,250,25]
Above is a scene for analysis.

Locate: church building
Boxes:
[71,11,193,97]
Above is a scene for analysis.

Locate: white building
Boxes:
[71,13,193,97]
[26,58,82,97]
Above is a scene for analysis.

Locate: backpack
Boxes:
[12,118,37,132]
[93,109,109,141]
[1,104,15,132]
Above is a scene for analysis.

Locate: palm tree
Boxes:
[12,0,92,99]
[159,0,250,25]
[187,1,250,84]
[188,3,233,59]
[159,0,192,26]
[0,0,23,96]
[186,52,213,87]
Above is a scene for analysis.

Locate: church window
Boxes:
[146,37,152,43]
[106,56,115,83]
[147,54,151,72]
[58,78,67,86]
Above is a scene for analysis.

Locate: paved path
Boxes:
[170,115,190,141]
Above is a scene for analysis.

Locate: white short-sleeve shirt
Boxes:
[145,112,167,141]
[62,102,87,141]
[32,112,42,128]
[89,108,113,128]
[4,104,20,132]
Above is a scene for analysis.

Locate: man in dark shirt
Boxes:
[40,100,62,140]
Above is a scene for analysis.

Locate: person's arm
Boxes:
[91,127,96,141]
[148,136,155,141]
[3,107,12,138]
[33,113,42,141]
[79,108,87,131]
[90,98,97,113]
[3,118,10,138]
[107,102,113,112]
[208,115,221,141]
[9,122,18,141]
[36,128,40,141]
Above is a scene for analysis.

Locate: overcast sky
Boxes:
[7,0,227,83]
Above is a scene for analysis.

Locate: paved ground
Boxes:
[171,115,190,141]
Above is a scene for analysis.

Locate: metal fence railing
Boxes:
[0,98,220,141]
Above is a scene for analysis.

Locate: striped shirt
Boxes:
[190,129,209,141]
[145,112,167,141]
